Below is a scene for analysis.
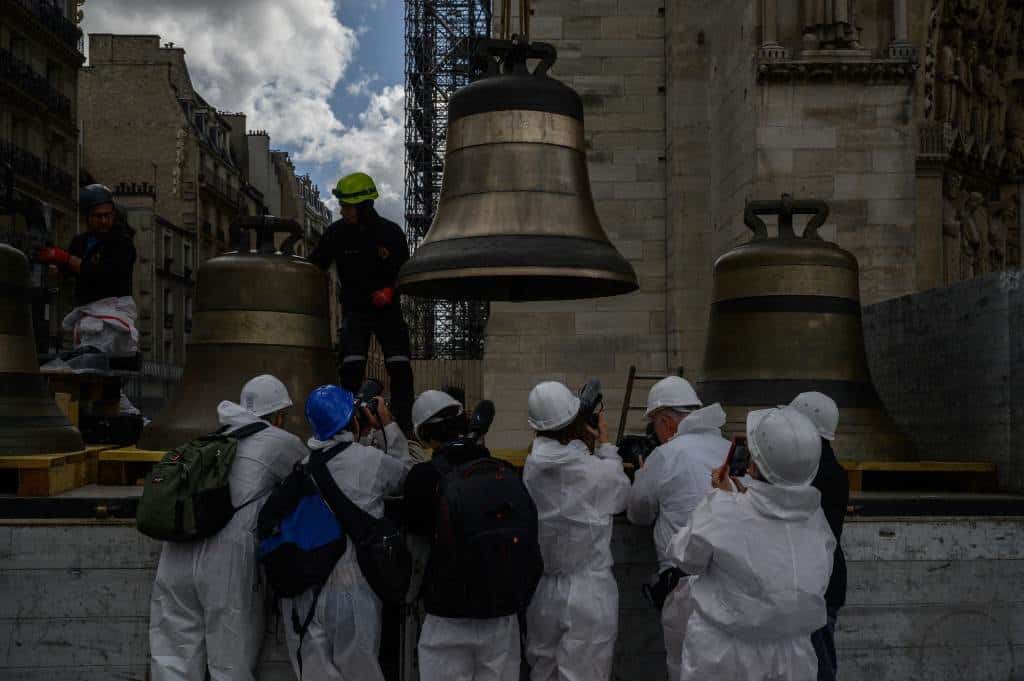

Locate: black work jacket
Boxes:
[67,230,137,307]
[812,439,849,611]
[308,209,409,311]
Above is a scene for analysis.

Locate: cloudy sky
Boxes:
[81,0,406,221]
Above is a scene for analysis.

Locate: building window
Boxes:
[163,289,175,329]
[163,232,173,270]
[185,296,193,334]
[183,241,193,278]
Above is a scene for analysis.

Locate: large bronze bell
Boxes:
[138,218,334,449]
[0,243,83,454]
[698,196,912,461]
[398,39,638,301]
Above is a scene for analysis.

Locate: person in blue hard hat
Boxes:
[280,384,413,681]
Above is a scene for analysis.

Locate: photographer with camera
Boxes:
[521,380,630,681]
[404,391,542,681]
[667,406,834,681]
[625,376,731,681]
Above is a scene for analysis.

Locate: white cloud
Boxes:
[346,72,380,96]
[81,0,406,220]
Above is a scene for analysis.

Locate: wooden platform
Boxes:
[0,450,87,496]
[842,460,998,492]
[97,447,166,486]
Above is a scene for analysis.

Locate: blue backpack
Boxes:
[256,443,350,598]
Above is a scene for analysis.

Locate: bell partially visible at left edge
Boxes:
[0,243,84,454]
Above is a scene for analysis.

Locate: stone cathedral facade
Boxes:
[480,0,1023,448]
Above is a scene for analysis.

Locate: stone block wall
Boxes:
[481,0,669,449]
[863,271,1024,492]
[755,82,918,306]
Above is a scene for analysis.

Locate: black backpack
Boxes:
[425,454,543,618]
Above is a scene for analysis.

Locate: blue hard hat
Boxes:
[305,385,355,441]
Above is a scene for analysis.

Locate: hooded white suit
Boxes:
[668,480,835,681]
[522,437,630,681]
[280,423,411,681]
[627,404,731,680]
[149,401,307,681]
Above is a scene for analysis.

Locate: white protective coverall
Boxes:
[149,401,307,681]
[281,422,411,681]
[62,295,139,353]
[418,614,521,681]
[626,403,731,681]
[667,479,835,681]
[522,437,631,681]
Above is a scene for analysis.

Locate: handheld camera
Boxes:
[618,421,660,469]
[355,379,385,418]
[578,379,604,429]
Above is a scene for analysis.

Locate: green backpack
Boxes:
[137,422,268,542]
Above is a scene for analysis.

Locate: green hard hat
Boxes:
[333,172,379,205]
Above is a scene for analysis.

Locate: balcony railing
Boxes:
[9,0,84,53]
[0,139,73,196]
[0,48,73,117]
[198,172,243,207]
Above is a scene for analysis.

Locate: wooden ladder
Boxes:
[615,365,684,444]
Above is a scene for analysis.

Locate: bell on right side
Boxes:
[697,195,913,462]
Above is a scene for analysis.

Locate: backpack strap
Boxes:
[226,421,270,440]
[309,442,377,542]
[290,584,323,680]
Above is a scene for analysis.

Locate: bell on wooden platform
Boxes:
[137,217,335,450]
[0,243,84,454]
[697,196,912,461]
[398,38,638,301]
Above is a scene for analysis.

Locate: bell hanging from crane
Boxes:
[0,243,84,454]
[697,196,913,461]
[397,38,639,301]
[138,217,335,450]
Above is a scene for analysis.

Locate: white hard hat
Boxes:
[789,391,839,441]
[412,390,463,439]
[240,374,293,417]
[644,376,702,417]
[528,381,581,431]
[746,406,822,486]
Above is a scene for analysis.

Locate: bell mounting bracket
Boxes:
[466,36,557,78]
[229,215,303,255]
[744,194,830,241]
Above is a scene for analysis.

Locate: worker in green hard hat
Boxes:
[309,172,415,434]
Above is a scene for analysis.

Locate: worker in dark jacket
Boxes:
[308,172,414,433]
[36,184,136,307]
[790,392,849,681]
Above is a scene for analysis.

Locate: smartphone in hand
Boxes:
[724,436,751,479]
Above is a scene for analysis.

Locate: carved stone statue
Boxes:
[974,56,993,144]
[989,200,1012,272]
[936,29,960,126]
[958,41,977,136]
[943,173,965,283]
[963,192,988,278]
[802,0,860,49]
[1007,81,1024,168]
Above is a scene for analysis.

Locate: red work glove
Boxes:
[35,246,71,266]
[371,287,395,309]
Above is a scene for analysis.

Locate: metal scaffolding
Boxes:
[404,0,491,359]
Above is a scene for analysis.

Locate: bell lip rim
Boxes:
[398,266,639,300]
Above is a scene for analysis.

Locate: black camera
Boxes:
[618,422,660,469]
[355,379,385,417]
[578,378,604,429]
[726,436,751,478]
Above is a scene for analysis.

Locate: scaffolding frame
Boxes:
[404,0,491,359]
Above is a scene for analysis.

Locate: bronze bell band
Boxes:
[698,196,912,461]
[0,243,84,455]
[137,217,335,450]
[398,38,639,302]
